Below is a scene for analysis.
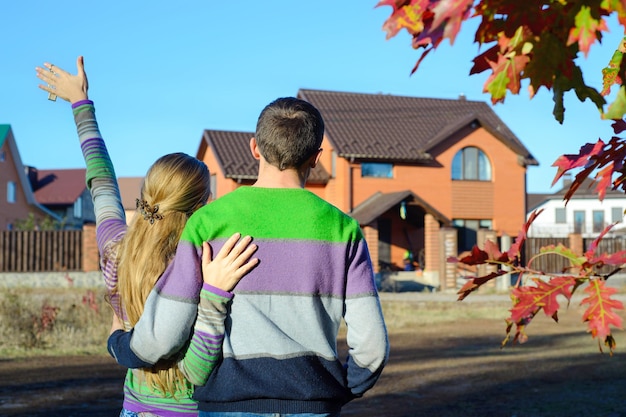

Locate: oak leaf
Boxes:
[581,279,624,353]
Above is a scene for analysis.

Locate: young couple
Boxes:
[37,56,389,417]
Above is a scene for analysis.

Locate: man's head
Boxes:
[254,97,324,171]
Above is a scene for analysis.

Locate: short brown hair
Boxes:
[255,97,324,170]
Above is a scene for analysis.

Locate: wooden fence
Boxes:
[524,235,626,275]
[0,230,83,272]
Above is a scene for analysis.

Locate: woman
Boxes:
[36,56,258,416]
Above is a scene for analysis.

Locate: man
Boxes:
[109,97,389,416]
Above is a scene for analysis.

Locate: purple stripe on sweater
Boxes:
[207,238,376,296]
[154,242,202,301]
[96,218,125,250]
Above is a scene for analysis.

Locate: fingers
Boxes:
[215,233,242,259]
[231,243,259,270]
[201,241,212,266]
[45,62,69,76]
[35,67,55,84]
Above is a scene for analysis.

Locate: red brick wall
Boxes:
[82,223,99,272]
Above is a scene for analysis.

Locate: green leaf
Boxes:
[603,86,626,120]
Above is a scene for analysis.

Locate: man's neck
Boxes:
[253,162,308,188]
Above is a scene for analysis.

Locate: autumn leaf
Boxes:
[506,209,543,260]
[531,244,586,271]
[431,0,473,44]
[583,224,626,270]
[504,276,576,348]
[567,6,608,58]
[603,86,626,120]
[509,276,576,324]
[448,245,488,265]
[611,118,626,134]
[378,0,429,39]
[600,36,626,96]
[586,223,617,257]
[484,61,510,103]
[457,271,507,301]
[581,278,624,353]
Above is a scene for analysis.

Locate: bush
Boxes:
[0,287,111,357]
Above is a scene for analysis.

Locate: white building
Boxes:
[527,176,626,238]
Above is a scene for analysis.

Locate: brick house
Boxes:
[196,89,537,288]
[27,167,95,229]
[0,125,60,230]
[118,177,143,223]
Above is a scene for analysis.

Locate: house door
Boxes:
[378,218,391,269]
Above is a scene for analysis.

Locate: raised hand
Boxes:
[201,233,259,292]
[36,56,89,103]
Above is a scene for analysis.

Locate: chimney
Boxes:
[24,166,38,191]
[562,173,572,189]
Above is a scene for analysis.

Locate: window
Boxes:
[592,210,605,233]
[361,162,393,178]
[0,151,5,162]
[611,207,624,223]
[73,196,83,219]
[555,208,566,224]
[574,210,585,234]
[331,150,337,178]
[210,175,217,201]
[6,181,15,203]
[451,147,492,180]
[452,218,493,252]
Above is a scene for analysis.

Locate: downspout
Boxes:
[348,157,355,212]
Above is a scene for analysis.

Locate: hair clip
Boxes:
[136,199,164,224]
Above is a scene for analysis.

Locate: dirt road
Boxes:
[2,293,626,417]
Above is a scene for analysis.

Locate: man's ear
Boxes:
[250,137,261,160]
[310,148,323,168]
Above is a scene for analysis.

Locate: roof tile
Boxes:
[297,89,537,164]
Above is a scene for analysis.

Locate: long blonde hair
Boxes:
[115,152,210,397]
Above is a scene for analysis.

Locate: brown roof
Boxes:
[32,168,86,205]
[297,89,538,165]
[200,130,330,184]
[118,177,144,210]
[351,190,451,226]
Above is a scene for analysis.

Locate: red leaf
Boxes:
[551,140,606,187]
[431,0,474,44]
[457,271,506,301]
[450,245,488,265]
[581,279,624,352]
[612,119,626,134]
[509,276,576,324]
[507,209,543,260]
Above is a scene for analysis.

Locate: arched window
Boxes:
[451,147,492,181]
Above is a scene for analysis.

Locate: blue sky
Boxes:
[1,1,623,193]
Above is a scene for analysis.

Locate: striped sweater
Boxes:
[108,186,390,414]
[73,100,232,416]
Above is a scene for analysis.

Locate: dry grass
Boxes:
[0,287,111,357]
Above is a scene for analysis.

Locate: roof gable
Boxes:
[0,126,60,220]
[297,89,537,165]
[351,190,451,225]
[200,129,330,184]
